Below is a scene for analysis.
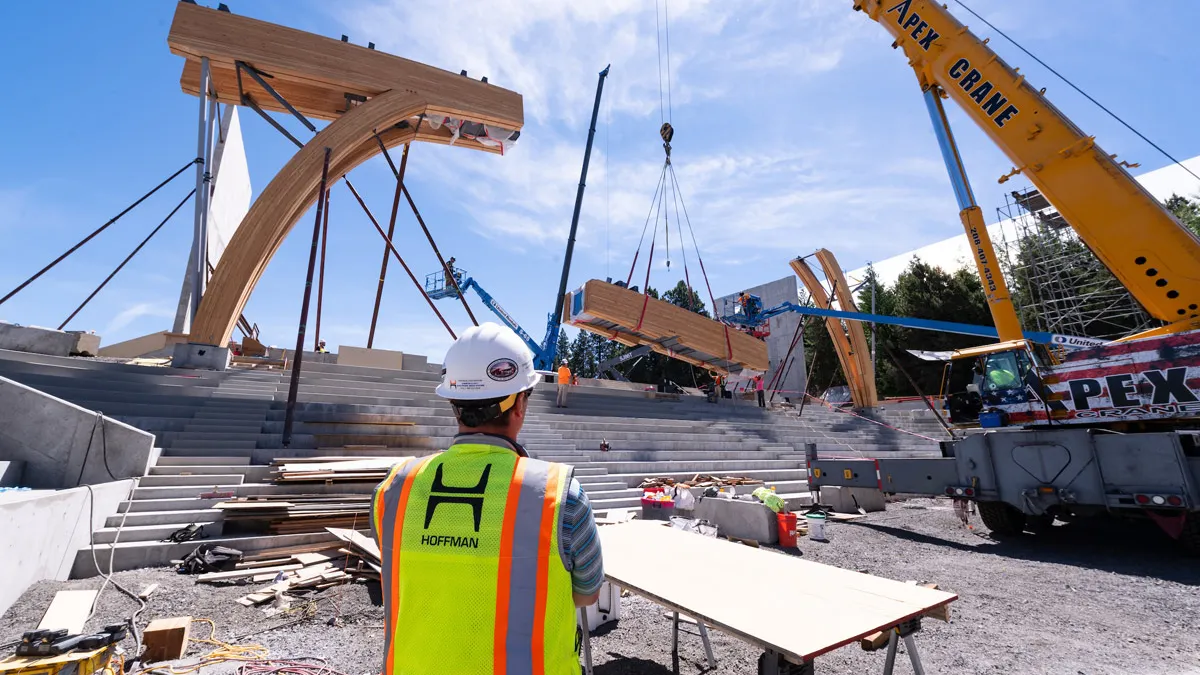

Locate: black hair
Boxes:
[451,390,530,428]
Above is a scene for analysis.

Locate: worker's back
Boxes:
[557,364,571,385]
[372,444,579,674]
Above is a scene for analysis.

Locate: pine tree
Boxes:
[555,329,570,366]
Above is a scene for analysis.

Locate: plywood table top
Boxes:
[599,521,956,663]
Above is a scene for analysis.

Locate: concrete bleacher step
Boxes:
[137,473,247,487]
[73,532,338,577]
[105,508,224,528]
[92,521,225,544]
[155,455,251,466]
[149,465,273,481]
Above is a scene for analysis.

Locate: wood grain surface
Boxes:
[599,521,956,663]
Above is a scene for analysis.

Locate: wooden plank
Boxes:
[599,522,956,664]
[168,2,523,128]
[37,590,97,634]
[325,527,382,563]
[276,458,401,474]
[567,280,768,373]
[143,617,191,663]
[197,563,301,582]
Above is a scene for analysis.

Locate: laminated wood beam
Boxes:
[564,280,768,373]
[169,2,522,128]
[815,249,879,407]
[790,258,870,407]
[171,3,525,346]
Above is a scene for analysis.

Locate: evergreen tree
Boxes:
[1166,193,1200,237]
[555,328,570,366]
[567,332,591,379]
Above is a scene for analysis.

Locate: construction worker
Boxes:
[755,375,766,408]
[557,359,572,408]
[316,340,328,353]
[371,323,603,675]
[987,364,1019,390]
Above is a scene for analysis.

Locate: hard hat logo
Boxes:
[435,322,541,400]
[486,358,519,382]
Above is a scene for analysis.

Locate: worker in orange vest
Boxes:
[557,360,572,408]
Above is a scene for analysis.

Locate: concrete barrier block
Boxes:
[0,322,77,357]
[819,486,886,514]
[171,343,231,371]
[67,331,101,356]
[693,497,778,544]
[337,345,404,370]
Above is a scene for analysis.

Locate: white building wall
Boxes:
[716,276,806,401]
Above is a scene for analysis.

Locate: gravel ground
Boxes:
[3,498,1198,674]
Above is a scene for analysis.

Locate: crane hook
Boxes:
[660,122,674,162]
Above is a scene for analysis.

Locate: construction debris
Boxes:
[196,528,382,608]
[638,474,764,489]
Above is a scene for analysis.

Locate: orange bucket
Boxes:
[776,511,798,547]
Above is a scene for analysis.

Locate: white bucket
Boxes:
[805,513,828,542]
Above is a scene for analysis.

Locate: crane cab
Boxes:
[943,339,1056,428]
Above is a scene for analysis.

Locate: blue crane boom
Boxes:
[722,296,1103,347]
[426,269,558,369]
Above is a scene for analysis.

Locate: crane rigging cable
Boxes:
[622,0,732,361]
[952,0,1200,186]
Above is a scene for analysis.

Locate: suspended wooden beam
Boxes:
[565,280,768,375]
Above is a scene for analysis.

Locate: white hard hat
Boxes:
[436,322,540,400]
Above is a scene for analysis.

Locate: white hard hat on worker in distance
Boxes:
[436,322,540,400]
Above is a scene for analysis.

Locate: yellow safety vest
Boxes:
[371,441,578,675]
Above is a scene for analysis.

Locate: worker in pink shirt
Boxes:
[755,375,766,408]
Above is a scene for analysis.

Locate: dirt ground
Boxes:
[3,497,1198,674]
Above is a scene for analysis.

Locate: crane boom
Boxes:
[859,0,1200,336]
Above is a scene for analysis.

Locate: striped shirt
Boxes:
[562,478,604,596]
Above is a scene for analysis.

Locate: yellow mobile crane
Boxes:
[809,1,1200,548]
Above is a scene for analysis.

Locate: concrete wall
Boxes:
[337,345,405,370]
[0,376,157,489]
[0,322,78,357]
[0,479,132,615]
[716,276,807,401]
[98,330,184,359]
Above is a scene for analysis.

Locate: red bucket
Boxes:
[776,511,798,548]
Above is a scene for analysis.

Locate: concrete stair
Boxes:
[0,347,939,575]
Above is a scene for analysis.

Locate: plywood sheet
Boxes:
[599,522,956,663]
[566,280,768,374]
[37,590,96,634]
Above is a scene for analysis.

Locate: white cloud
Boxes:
[104,302,174,335]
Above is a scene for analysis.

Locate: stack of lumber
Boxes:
[197,528,382,607]
[565,280,768,374]
[216,495,374,534]
[639,475,765,489]
[215,458,407,534]
[272,457,402,483]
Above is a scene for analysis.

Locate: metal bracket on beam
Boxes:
[235,60,316,132]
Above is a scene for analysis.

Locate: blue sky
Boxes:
[2,1,1199,362]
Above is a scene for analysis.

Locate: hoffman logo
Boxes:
[487,358,519,382]
[424,463,492,534]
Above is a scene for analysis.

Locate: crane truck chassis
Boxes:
[808,429,1200,551]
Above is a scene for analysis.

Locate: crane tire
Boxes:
[1181,515,1200,557]
[977,501,1027,536]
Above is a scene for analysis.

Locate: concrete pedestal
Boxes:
[819,486,886,514]
[171,342,231,371]
[0,322,78,357]
[693,496,778,544]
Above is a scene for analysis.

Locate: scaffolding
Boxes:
[996,186,1156,340]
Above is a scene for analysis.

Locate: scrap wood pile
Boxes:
[639,474,764,489]
[196,528,382,608]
